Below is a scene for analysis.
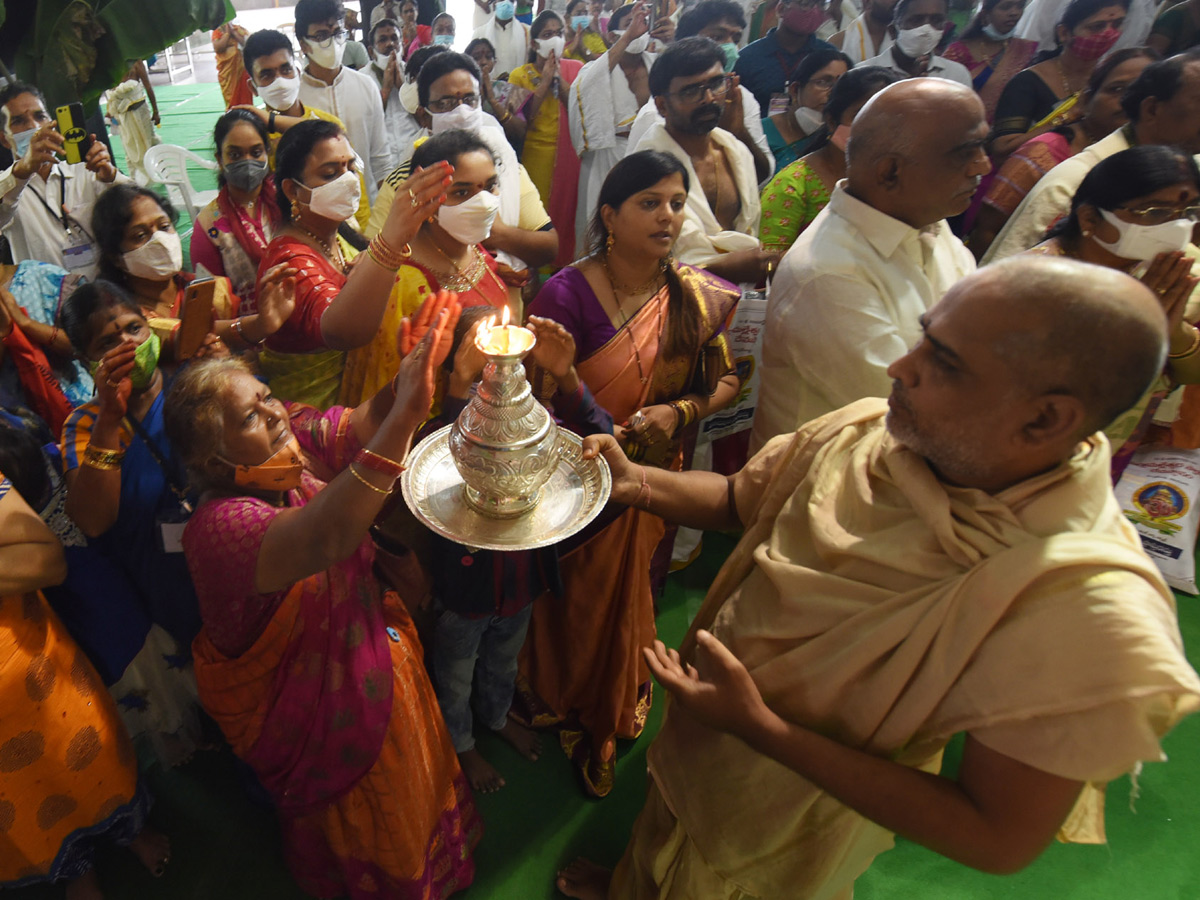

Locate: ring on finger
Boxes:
[106,377,121,387]
[409,189,419,209]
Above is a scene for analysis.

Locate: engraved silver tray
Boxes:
[402,425,612,551]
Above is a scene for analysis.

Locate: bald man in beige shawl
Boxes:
[557,256,1200,900]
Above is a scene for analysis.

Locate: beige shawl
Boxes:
[649,398,1200,899]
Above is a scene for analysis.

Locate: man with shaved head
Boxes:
[558,256,1200,900]
[751,76,987,452]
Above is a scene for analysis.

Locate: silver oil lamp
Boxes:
[447,308,562,518]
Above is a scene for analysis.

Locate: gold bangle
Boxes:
[368,234,412,271]
[348,462,393,495]
[82,456,121,471]
[1170,325,1200,359]
[84,444,125,468]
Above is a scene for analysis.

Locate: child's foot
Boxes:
[128,828,171,877]
[556,858,611,899]
[65,868,103,900]
[459,748,506,792]
[496,718,542,761]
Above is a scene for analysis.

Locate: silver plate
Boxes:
[402,425,612,551]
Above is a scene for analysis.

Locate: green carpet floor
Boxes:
[18,83,1195,899]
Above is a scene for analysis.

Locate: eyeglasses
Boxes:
[671,74,733,104]
[427,92,482,113]
[1117,205,1200,225]
[806,75,839,90]
[306,28,348,47]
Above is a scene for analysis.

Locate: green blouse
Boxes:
[759,158,833,253]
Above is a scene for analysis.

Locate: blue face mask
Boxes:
[7,127,34,160]
[433,32,455,45]
[495,0,516,20]
[719,41,739,72]
[572,14,591,29]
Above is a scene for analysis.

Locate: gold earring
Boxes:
[605,233,615,255]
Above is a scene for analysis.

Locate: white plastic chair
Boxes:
[142,143,220,221]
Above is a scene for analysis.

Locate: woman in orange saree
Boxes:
[164,308,480,900]
[516,151,742,797]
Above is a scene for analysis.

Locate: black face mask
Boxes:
[225,158,270,192]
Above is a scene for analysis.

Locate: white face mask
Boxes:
[794,106,824,134]
[257,73,300,112]
[437,189,501,244]
[981,22,1016,40]
[895,23,942,58]
[1095,209,1194,262]
[305,36,346,69]
[430,101,484,135]
[612,30,651,54]
[537,34,566,58]
[400,79,421,115]
[303,169,362,222]
[122,230,183,280]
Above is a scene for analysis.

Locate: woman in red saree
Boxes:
[942,0,1039,125]
[516,150,742,797]
[165,303,479,899]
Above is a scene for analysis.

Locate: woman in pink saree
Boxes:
[514,151,742,796]
[164,303,480,899]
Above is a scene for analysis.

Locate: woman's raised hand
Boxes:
[398,290,462,367]
[392,308,456,429]
[256,263,298,337]
[1142,251,1199,339]
[526,315,577,379]
[94,342,138,418]
[381,162,454,250]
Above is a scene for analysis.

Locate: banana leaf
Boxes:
[14,0,235,113]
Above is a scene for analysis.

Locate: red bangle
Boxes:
[354,447,406,478]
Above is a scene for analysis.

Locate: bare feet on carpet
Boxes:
[556,858,611,899]
[496,717,542,761]
[459,748,506,792]
[128,828,171,877]
[65,868,103,900]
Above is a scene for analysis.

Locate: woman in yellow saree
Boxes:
[516,150,742,796]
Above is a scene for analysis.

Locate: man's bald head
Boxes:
[846,78,990,228]
[887,257,1168,492]
[984,257,1168,436]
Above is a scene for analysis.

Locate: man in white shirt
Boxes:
[367,17,428,167]
[295,0,396,201]
[471,0,531,77]
[569,1,657,259]
[750,77,985,451]
[628,0,775,183]
[634,37,777,283]
[0,82,127,280]
[984,52,1200,262]
[836,0,896,63]
[857,0,972,87]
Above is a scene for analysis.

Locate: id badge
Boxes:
[62,236,97,274]
[158,521,187,553]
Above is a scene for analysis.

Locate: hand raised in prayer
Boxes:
[392,307,456,430]
[381,162,453,251]
[398,290,462,367]
[718,74,744,134]
[1141,251,1198,343]
[256,263,299,338]
[581,432,643,504]
[643,631,771,742]
[94,341,138,418]
[526,315,577,380]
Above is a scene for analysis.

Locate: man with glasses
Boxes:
[367,51,558,275]
[295,0,396,201]
[627,0,776,184]
[751,77,985,450]
[734,0,837,111]
[986,51,1200,261]
[857,0,971,86]
[634,38,779,285]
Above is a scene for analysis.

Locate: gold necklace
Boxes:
[601,252,666,299]
[294,220,345,271]
[428,235,488,291]
[1055,58,1078,97]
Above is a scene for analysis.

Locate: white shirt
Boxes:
[841,12,892,65]
[750,181,975,451]
[0,161,130,280]
[983,128,1131,263]
[857,48,973,88]
[299,65,396,201]
[627,85,775,183]
[368,60,427,176]
[472,18,531,78]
